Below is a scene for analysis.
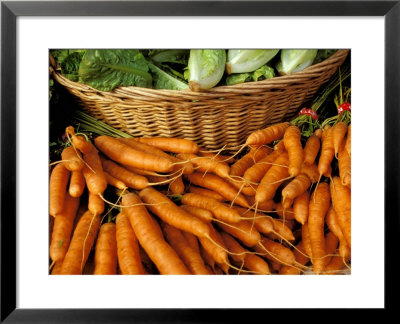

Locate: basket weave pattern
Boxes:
[50,50,349,151]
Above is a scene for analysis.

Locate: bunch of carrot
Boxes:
[49,121,351,275]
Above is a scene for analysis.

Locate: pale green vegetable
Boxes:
[226,49,279,74]
[276,49,318,75]
[187,49,226,91]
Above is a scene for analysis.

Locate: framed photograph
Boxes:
[1,0,398,322]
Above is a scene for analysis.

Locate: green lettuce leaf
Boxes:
[148,62,189,90]
[78,49,152,91]
[51,49,86,81]
[188,49,226,91]
[226,49,279,74]
[276,49,318,75]
[225,64,275,86]
[148,49,190,65]
[313,49,338,64]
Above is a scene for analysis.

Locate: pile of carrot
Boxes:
[49,122,351,275]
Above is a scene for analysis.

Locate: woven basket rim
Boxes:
[50,49,349,98]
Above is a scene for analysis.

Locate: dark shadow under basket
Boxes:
[50,49,349,151]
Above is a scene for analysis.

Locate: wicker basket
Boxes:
[50,49,349,151]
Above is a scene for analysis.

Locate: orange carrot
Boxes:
[182,231,201,255]
[217,218,262,247]
[318,125,335,178]
[169,175,185,195]
[60,210,100,274]
[68,170,86,198]
[82,147,107,196]
[121,193,190,275]
[267,218,296,242]
[139,187,210,239]
[324,255,349,275]
[338,140,351,187]
[177,153,230,179]
[301,223,313,258]
[330,177,351,248]
[246,197,276,212]
[322,231,339,269]
[293,190,310,225]
[161,222,210,275]
[137,137,199,154]
[198,223,229,265]
[88,191,105,216]
[279,241,309,275]
[93,222,118,275]
[65,127,94,155]
[256,236,296,266]
[49,163,70,217]
[101,158,149,190]
[187,185,225,202]
[232,205,294,241]
[181,193,241,223]
[281,173,311,203]
[51,260,64,275]
[199,151,235,164]
[331,121,348,158]
[245,122,290,147]
[49,193,80,262]
[61,145,84,172]
[104,171,128,190]
[229,146,272,177]
[221,232,270,275]
[300,163,320,183]
[180,204,214,223]
[95,135,173,173]
[199,245,216,271]
[187,172,250,208]
[326,206,351,260]
[116,212,145,275]
[345,124,351,156]
[119,137,194,175]
[242,149,281,185]
[274,202,295,220]
[303,132,321,166]
[308,182,330,274]
[255,152,289,204]
[283,125,304,177]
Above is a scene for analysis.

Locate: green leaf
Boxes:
[60,51,86,81]
[188,49,226,90]
[78,49,152,91]
[226,49,279,74]
[276,50,318,75]
[148,62,189,90]
[148,49,190,65]
[225,73,251,85]
[251,64,275,81]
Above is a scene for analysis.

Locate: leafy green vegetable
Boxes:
[276,49,318,75]
[148,62,189,90]
[252,65,275,81]
[313,49,338,64]
[187,49,226,91]
[148,49,190,65]
[225,64,275,85]
[60,51,86,82]
[225,73,251,86]
[78,49,152,91]
[226,49,279,74]
[50,49,86,81]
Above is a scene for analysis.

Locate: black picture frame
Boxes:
[1,0,399,322]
